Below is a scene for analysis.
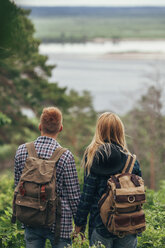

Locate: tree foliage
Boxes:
[59,90,96,157]
[0,112,11,126]
[0,0,96,162]
[0,0,66,144]
[124,83,165,189]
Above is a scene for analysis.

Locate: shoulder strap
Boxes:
[49,147,67,163]
[26,142,38,158]
[50,147,67,244]
[26,143,67,161]
[122,154,136,174]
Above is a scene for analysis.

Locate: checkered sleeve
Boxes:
[63,152,81,219]
[14,152,20,187]
[75,173,98,227]
[14,144,28,187]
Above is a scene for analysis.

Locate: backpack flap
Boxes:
[16,194,47,210]
[21,143,67,184]
[21,158,56,184]
[114,177,146,209]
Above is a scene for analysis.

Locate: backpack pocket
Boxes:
[15,194,55,227]
[112,210,146,234]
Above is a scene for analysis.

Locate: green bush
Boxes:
[137,182,165,248]
[0,207,24,248]
[0,173,24,247]
[0,171,165,247]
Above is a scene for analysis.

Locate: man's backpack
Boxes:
[12,142,66,238]
[98,153,146,237]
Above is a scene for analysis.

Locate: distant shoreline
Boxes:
[40,38,165,44]
[39,40,165,60]
[39,37,165,45]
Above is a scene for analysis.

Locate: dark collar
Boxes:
[90,143,127,176]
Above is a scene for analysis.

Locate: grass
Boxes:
[31,16,165,43]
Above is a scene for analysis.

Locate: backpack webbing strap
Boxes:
[26,142,38,158]
[50,147,67,244]
[122,154,131,173]
[122,154,136,174]
[54,197,62,245]
[49,147,67,162]
[126,154,136,174]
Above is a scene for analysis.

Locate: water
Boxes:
[39,41,165,113]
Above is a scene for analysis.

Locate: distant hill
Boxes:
[21,6,165,43]
[23,6,165,18]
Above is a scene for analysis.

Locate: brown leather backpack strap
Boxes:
[26,142,38,158]
[50,147,67,244]
[126,154,136,174]
[54,196,62,245]
[122,154,131,173]
[49,147,67,162]
[122,154,136,174]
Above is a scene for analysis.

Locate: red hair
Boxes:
[40,107,62,134]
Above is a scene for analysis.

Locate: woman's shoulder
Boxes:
[90,142,127,176]
[132,159,142,176]
[96,142,123,157]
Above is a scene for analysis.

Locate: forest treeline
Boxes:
[0,0,165,192]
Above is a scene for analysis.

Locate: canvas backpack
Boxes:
[12,142,67,241]
[98,153,146,237]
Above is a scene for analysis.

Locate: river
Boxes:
[39,40,165,113]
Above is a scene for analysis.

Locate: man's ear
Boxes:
[39,123,42,132]
[59,125,63,132]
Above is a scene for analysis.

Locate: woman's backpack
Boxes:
[98,154,146,237]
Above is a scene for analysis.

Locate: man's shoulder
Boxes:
[16,143,27,155]
[15,143,28,163]
[59,148,74,162]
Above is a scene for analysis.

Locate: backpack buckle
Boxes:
[41,185,46,201]
[110,206,115,213]
[19,182,26,196]
[118,232,125,238]
[128,195,135,203]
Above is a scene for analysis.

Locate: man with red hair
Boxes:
[14,107,80,248]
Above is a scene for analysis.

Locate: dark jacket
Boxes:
[75,143,142,239]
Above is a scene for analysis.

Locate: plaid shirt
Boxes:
[14,136,81,239]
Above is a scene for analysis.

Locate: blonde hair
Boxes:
[40,107,62,134]
[82,112,128,174]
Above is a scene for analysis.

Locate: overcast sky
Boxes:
[14,0,165,7]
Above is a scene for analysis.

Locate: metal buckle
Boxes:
[128,195,135,203]
[110,206,115,213]
[118,232,125,238]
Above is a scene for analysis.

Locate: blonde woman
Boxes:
[75,112,141,248]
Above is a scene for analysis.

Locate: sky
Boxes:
[14,0,165,7]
